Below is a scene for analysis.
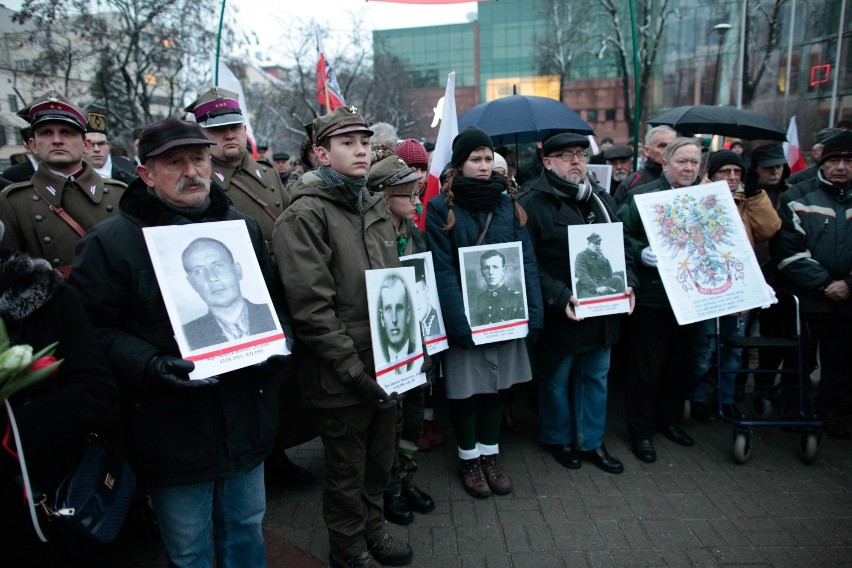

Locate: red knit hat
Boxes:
[396,139,428,169]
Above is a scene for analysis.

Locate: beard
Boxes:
[222,145,244,162]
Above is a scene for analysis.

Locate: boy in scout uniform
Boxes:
[0,91,126,278]
[273,106,414,568]
[185,87,289,245]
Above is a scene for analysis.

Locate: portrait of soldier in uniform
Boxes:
[574,232,625,298]
[404,257,442,339]
[376,271,419,372]
[182,236,276,350]
[469,249,525,326]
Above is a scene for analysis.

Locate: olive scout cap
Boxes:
[138,117,216,164]
[185,87,244,128]
[306,106,373,145]
[18,90,87,132]
[368,156,421,196]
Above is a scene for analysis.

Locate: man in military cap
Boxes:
[185,87,289,246]
[575,233,625,298]
[83,107,137,185]
[604,143,634,192]
[0,91,125,278]
[470,249,525,326]
[272,151,291,186]
[272,105,414,567]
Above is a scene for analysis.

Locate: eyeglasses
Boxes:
[549,150,589,162]
[391,193,420,204]
[717,167,742,177]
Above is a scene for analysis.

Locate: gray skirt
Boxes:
[442,338,532,399]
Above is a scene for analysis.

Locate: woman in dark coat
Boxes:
[426,127,543,499]
[0,221,118,566]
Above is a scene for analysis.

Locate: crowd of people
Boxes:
[0,87,850,568]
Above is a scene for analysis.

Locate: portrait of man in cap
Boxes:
[574,232,625,298]
[181,236,277,351]
[469,248,525,326]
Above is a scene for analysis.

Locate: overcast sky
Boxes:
[231,0,480,63]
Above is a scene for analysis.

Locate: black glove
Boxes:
[144,355,217,389]
[238,354,292,379]
[350,372,397,410]
[420,351,433,374]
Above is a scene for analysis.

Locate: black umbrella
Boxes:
[646,105,786,141]
[458,95,593,144]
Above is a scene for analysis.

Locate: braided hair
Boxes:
[441,167,527,231]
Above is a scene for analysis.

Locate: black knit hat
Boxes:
[707,150,745,179]
[451,127,493,167]
[819,131,852,165]
[138,117,215,164]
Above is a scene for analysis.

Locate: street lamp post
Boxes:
[712,23,732,105]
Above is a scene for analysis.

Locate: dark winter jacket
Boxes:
[618,175,692,309]
[68,179,288,486]
[0,251,116,554]
[425,188,544,344]
[771,172,852,315]
[272,171,400,409]
[519,171,636,353]
[613,159,663,207]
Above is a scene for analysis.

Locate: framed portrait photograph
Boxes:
[634,181,773,325]
[459,241,529,345]
[586,164,613,194]
[400,251,448,355]
[366,266,427,395]
[143,220,289,380]
[568,222,631,318]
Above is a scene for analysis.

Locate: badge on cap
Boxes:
[348,105,358,114]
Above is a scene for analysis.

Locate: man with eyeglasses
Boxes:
[688,150,781,423]
[773,131,852,440]
[519,132,636,474]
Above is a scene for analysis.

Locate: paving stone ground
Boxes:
[113,376,852,567]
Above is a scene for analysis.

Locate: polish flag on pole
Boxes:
[783,116,807,174]
[316,30,346,111]
[417,72,457,231]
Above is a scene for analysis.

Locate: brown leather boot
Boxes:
[458,458,491,498]
[480,454,513,495]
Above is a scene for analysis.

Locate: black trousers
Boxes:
[624,304,700,441]
[808,311,852,416]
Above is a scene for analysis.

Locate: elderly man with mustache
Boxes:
[69,117,292,567]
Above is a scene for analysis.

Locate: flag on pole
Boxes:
[783,116,806,174]
[417,72,457,231]
[316,30,346,111]
[211,54,258,156]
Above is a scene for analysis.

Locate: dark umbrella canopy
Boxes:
[647,105,786,141]
[458,95,593,144]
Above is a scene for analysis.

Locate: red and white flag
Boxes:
[783,116,806,174]
[417,72,458,231]
[316,30,346,111]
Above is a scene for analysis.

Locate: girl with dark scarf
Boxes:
[425,128,543,499]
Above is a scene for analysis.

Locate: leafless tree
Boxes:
[595,0,673,139]
[741,0,789,106]
[535,0,585,101]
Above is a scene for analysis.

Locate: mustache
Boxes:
[175,176,210,193]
